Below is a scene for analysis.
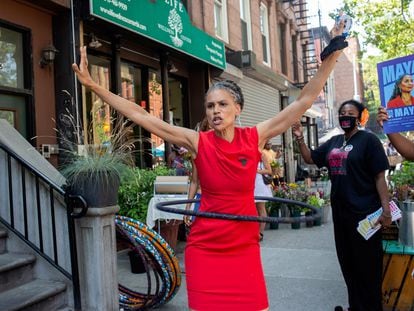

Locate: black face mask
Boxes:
[339,116,357,132]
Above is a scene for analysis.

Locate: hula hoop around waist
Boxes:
[155,196,322,224]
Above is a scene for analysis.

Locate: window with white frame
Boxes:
[260,2,271,65]
[214,0,228,42]
[239,0,252,51]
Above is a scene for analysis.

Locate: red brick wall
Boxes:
[334,37,364,112]
[0,0,57,149]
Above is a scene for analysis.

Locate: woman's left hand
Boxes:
[376,213,392,228]
[184,215,192,226]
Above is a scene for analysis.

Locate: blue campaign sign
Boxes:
[377,54,414,134]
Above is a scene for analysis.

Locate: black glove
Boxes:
[320,35,348,61]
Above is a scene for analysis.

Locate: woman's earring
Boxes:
[235,115,242,126]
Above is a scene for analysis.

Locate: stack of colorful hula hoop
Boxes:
[115,215,181,310]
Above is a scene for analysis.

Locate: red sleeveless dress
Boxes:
[185,127,269,310]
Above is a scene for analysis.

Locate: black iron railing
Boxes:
[0,142,86,310]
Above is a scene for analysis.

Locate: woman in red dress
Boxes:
[72,24,346,311]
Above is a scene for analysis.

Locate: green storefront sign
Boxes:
[90,0,226,70]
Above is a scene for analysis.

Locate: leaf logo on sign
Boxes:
[168,9,183,47]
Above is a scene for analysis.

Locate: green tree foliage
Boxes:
[343,0,414,59]
[332,0,413,135]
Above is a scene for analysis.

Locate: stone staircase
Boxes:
[0,225,69,311]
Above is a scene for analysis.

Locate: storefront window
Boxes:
[120,62,150,166]
[85,55,111,145]
[120,63,142,103]
[0,26,24,88]
[148,70,164,160]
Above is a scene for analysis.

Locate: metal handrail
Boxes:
[0,142,83,310]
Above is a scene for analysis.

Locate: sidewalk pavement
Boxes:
[119,218,349,310]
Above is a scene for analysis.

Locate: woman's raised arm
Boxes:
[257,21,346,146]
[72,46,198,153]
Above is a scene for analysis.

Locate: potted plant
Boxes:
[306,192,326,226]
[62,146,131,207]
[287,183,307,229]
[267,201,280,230]
[59,91,138,207]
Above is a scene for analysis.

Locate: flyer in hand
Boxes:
[357,201,402,240]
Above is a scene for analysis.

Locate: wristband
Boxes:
[320,36,348,61]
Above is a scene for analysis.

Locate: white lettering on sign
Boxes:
[100,7,147,31]
[164,0,184,12]
[103,0,130,11]
[382,61,414,86]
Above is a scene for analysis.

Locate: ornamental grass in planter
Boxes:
[61,148,131,207]
[57,91,139,207]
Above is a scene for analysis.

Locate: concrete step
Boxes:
[0,228,7,254]
[0,252,35,293]
[0,279,67,311]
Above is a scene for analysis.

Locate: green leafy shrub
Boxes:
[389,161,414,201]
[118,165,174,222]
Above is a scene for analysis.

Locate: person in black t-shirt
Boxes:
[292,100,391,311]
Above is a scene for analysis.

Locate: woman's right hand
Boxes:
[330,19,345,38]
[377,107,389,128]
[72,46,96,89]
[291,121,303,138]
